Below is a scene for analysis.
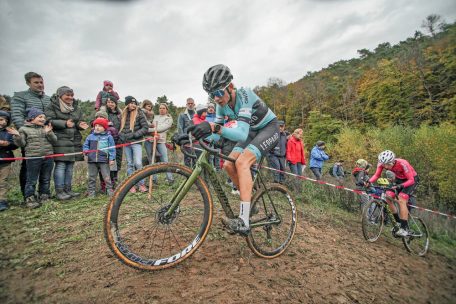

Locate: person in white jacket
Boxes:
[150,103,174,183]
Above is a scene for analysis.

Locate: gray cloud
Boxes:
[1,0,455,106]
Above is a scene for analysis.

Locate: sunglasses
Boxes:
[209,83,230,100]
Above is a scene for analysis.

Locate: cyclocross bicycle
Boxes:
[104,138,297,271]
[361,186,429,256]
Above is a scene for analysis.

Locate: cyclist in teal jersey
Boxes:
[188,64,279,235]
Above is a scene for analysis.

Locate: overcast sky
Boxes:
[1,0,455,107]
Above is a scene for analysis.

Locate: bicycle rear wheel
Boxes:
[361,200,385,242]
[104,163,213,271]
[403,216,429,256]
[247,184,297,258]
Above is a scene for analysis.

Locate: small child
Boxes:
[95,80,120,112]
[93,111,119,191]
[83,118,116,197]
[10,108,57,208]
[192,104,207,124]
[0,111,18,211]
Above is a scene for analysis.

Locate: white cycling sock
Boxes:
[239,201,250,227]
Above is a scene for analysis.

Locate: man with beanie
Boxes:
[177,98,196,167]
[205,103,216,123]
[95,80,120,112]
[11,72,51,199]
[0,111,18,211]
[83,117,116,197]
[309,140,329,180]
[268,120,289,183]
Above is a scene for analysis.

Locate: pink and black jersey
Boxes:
[369,158,417,187]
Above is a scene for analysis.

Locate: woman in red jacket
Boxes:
[286,128,306,176]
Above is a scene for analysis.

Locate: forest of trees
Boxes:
[255,16,455,132]
[253,16,455,211]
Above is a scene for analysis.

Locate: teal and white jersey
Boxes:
[215,87,276,142]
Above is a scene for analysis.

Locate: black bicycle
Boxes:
[361,186,429,256]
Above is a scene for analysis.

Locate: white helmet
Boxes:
[378,150,395,164]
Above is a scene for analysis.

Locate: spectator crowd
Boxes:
[0,70,362,212]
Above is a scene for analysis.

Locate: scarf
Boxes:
[59,98,74,114]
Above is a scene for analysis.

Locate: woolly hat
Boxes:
[385,170,396,180]
[56,86,73,97]
[316,140,325,147]
[207,103,215,109]
[26,107,45,121]
[125,96,138,106]
[0,110,11,125]
[196,104,207,116]
[103,80,113,87]
[278,120,285,126]
[95,110,108,119]
[93,117,109,130]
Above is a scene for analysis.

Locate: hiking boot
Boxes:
[0,201,9,212]
[138,184,148,193]
[39,194,50,204]
[221,217,250,236]
[25,196,40,209]
[395,228,409,237]
[64,186,81,198]
[129,187,137,194]
[55,188,71,201]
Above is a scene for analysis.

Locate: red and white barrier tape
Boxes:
[0,137,159,161]
[261,164,456,220]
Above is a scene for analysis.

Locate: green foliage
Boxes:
[304,111,343,147]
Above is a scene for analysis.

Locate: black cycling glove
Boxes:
[187,121,212,140]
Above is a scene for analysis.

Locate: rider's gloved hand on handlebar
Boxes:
[187,121,212,140]
[392,184,404,191]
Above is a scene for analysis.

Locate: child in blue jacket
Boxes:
[83,118,116,197]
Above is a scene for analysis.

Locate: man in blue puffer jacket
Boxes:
[83,118,116,197]
[309,140,329,180]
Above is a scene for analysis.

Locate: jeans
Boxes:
[25,158,54,198]
[288,162,303,176]
[310,167,322,180]
[154,143,173,181]
[124,143,144,185]
[268,154,286,183]
[19,148,27,197]
[54,161,75,189]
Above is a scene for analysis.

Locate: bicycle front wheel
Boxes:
[247,184,297,258]
[361,200,385,242]
[104,163,213,271]
[403,216,429,256]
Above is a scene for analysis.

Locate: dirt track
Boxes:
[1,204,455,304]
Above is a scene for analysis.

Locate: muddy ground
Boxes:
[1,199,455,304]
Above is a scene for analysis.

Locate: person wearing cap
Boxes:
[205,102,216,123]
[11,72,51,198]
[9,108,57,208]
[0,110,18,211]
[205,102,220,170]
[95,80,120,112]
[118,96,149,193]
[83,118,116,197]
[268,120,289,183]
[45,86,89,200]
[309,140,329,180]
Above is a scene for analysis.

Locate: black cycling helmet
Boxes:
[202,64,233,93]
